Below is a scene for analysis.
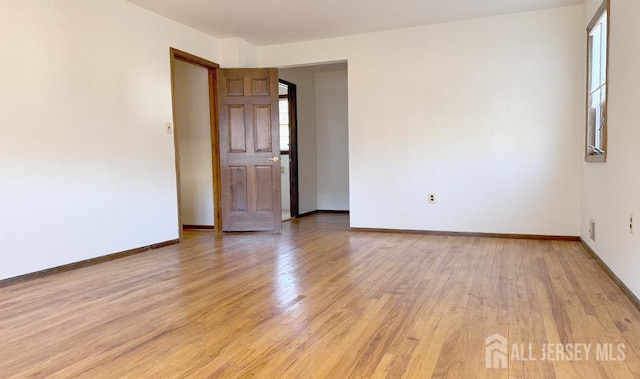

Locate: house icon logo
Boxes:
[485,333,508,369]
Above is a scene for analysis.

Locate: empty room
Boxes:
[1,0,639,378]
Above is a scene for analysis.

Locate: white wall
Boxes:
[0,1,598,281]
[281,155,291,216]
[315,70,350,211]
[0,0,220,280]
[279,68,318,214]
[174,60,214,226]
[261,6,585,236]
[581,0,640,298]
[219,37,259,68]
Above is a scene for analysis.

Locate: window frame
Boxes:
[278,94,290,155]
[585,0,610,163]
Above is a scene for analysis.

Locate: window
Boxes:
[586,1,609,162]
[279,98,290,153]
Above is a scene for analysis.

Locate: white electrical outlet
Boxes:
[589,219,596,241]
[630,215,634,234]
[428,193,436,204]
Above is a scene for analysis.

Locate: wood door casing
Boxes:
[217,68,281,231]
[169,48,221,240]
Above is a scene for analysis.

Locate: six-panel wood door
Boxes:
[217,68,282,231]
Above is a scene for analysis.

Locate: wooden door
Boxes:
[217,68,282,231]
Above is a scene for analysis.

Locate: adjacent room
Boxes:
[1,0,638,377]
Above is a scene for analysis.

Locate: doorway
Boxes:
[170,49,221,238]
[279,63,350,217]
[170,49,283,234]
[278,80,299,220]
[173,59,214,230]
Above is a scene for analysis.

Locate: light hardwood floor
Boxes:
[1,214,639,378]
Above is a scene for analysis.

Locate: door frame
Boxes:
[169,48,223,240]
[278,79,299,218]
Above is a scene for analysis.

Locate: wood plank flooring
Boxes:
[1,214,639,378]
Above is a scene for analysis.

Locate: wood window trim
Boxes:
[584,0,609,163]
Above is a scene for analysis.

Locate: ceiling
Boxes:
[126,0,583,46]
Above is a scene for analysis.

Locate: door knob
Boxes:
[269,156,280,163]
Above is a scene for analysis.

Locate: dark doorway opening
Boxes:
[278,79,299,219]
